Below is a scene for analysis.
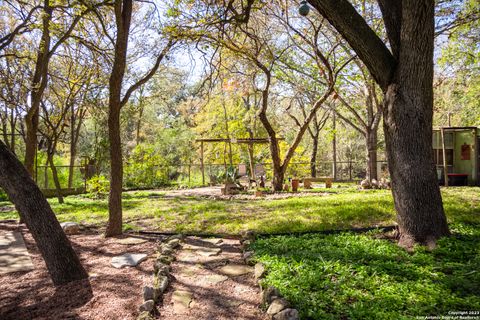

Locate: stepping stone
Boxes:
[201,274,228,285]
[60,222,80,235]
[182,244,222,257]
[0,231,34,274]
[203,238,223,245]
[111,253,147,268]
[172,290,192,313]
[219,264,252,276]
[115,237,148,245]
[221,299,243,308]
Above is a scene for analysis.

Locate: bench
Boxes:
[303,177,333,189]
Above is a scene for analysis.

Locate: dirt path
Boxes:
[157,236,267,320]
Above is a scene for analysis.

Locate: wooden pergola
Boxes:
[195,137,284,185]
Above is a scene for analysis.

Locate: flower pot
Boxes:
[291,179,299,192]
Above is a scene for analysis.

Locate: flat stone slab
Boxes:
[0,231,34,274]
[172,290,192,313]
[200,274,228,285]
[203,238,223,245]
[115,237,148,245]
[219,264,252,277]
[182,244,222,257]
[111,253,147,268]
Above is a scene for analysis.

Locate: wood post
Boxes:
[441,127,449,187]
[200,141,205,186]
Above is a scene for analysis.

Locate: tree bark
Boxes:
[310,132,319,177]
[105,0,133,237]
[365,128,378,181]
[308,0,450,246]
[0,140,88,285]
[383,1,449,246]
[25,0,52,176]
[47,148,64,204]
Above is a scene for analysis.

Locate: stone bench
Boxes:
[303,177,333,189]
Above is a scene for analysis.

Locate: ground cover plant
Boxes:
[250,223,480,319]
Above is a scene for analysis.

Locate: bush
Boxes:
[86,175,110,198]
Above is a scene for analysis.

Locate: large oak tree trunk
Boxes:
[383,2,449,246]
[309,0,450,246]
[0,140,87,285]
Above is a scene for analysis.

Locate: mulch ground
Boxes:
[0,222,156,320]
[0,222,268,320]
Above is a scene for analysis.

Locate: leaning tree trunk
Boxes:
[365,128,378,181]
[0,140,88,285]
[383,2,449,247]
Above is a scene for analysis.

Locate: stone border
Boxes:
[240,231,300,320]
[137,234,184,320]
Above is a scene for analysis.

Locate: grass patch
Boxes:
[251,223,480,319]
[0,187,478,234]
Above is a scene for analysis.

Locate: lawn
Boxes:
[0,187,478,234]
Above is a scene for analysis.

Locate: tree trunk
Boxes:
[308,0,450,246]
[383,1,449,247]
[310,132,319,177]
[48,150,64,204]
[105,0,132,237]
[0,140,88,285]
[106,107,123,236]
[25,0,52,176]
[332,113,337,180]
[365,128,378,181]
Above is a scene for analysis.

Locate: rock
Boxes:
[273,308,299,320]
[111,253,147,268]
[153,275,169,301]
[160,246,174,256]
[137,311,154,320]
[219,264,252,277]
[360,179,371,189]
[116,237,148,245]
[243,251,254,265]
[182,244,222,257]
[172,290,192,313]
[241,230,256,241]
[169,234,184,241]
[139,300,155,312]
[371,179,379,189]
[201,274,228,285]
[157,254,174,264]
[242,240,252,247]
[254,262,266,280]
[267,298,289,315]
[143,286,154,301]
[262,286,280,304]
[154,261,170,275]
[167,238,180,248]
[60,222,80,235]
[203,238,223,245]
